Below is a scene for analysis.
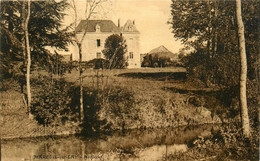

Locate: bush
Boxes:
[31,75,77,125]
[30,74,137,133]
[166,124,259,160]
[141,54,177,68]
[181,49,259,126]
[68,85,136,135]
[85,58,110,69]
[98,87,137,130]
[193,125,259,160]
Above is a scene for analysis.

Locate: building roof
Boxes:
[122,19,139,33]
[148,45,178,60]
[76,19,139,33]
[149,45,172,54]
[76,20,121,33]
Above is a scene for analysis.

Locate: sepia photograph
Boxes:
[0,0,259,160]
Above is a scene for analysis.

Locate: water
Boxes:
[1,125,220,161]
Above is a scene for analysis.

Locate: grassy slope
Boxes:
[64,67,222,129]
[0,67,221,138]
[0,82,78,139]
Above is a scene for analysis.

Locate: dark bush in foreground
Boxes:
[31,75,136,134]
[165,124,259,161]
[31,75,77,125]
[69,86,136,135]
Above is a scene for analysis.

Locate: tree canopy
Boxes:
[102,34,127,69]
[169,0,259,129]
[0,0,71,79]
[169,0,259,88]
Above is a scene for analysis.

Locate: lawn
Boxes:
[61,67,188,97]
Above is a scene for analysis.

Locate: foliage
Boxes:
[192,125,259,160]
[31,75,76,125]
[169,0,259,87]
[141,54,177,68]
[166,125,259,160]
[6,73,137,131]
[246,79,260,127]
[98,87,137,130]
[0,1,24,80]
[44,51,75,75]
[181,50,240,88]
[102,34,127,69]
[169,0,259,127]
[69,86,136,135]
[85,58,110,69]
[0,0,71,80]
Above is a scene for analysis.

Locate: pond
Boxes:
[1,124,220,161]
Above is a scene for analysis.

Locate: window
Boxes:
[96,24,100,32]
[96,52,101,58]
[129,52,134,59]
[97,39,101,47]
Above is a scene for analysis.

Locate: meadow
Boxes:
[0,67,223,139]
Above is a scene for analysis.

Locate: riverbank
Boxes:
[0,88,79,140]
[0,67,225,139]
[164,124,259,161]
[1,124,220,161]
[0,86,220,139]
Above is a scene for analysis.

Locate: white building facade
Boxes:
[72,19,140,68]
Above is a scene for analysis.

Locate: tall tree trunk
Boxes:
[25,0,32,118]
[22,1,27,109]
[236,0,250,138]
[79,44,84,122]
[72,0,84,123]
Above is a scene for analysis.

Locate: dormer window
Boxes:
[128,26,133,31]
[96,24,100,32]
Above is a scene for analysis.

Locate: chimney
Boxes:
[133,20,135,25]
[118,18,120,28]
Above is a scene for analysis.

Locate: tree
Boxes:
[236,0,250,138]
[24,0,32,117]
[141,54,151,67]
[0,0,70,116]
[0,1,24,80]
[169,0,259,131]
[169,0,259,86]
[1,0,70,77]
[102,34,127,69]
[70,0,107,122]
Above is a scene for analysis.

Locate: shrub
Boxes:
[141,54,177,68]
[31,75,77,125]
[68,85,136,135]
[167,124,259,160]
[98,87,137,130]
[85,58,110,69]
[182,50,259,126]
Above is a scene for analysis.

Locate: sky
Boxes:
[63,0,183,54]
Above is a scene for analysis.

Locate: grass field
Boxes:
[61,67,222,129]
[61,67,189,97]
[1,67,224,138]
[61,67,209,97]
